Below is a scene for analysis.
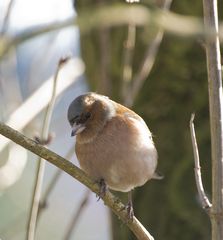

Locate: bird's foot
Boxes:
[96,179,108,201]
[125,200,134,221]
[34,134,54,145]
[120,191,134,221]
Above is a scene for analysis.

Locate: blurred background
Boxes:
[0,0,222,239]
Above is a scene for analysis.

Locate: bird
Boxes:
[67,92,161,219]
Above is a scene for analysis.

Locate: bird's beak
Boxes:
[71,123,86,137]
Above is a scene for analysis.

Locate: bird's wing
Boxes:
[123,111,153,137]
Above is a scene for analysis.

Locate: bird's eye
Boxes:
[79,112,91,124]
[70,113,91,125]
[70,116,79,125]
[85,112,91,119]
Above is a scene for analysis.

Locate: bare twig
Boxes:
[125,0,173,107]
[1,0,15,34]
[98,26,111,95]
[0,57,83,152]
[64,190,91,240]
[122,24,136,102]
[203,0,223,239]
[1,146,75,237]
[189,113,212,210]
[1,4,223,59]
[38,145,75,219]
[26,57,70,240]
[0,122,155,240]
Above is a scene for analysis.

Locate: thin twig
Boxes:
[98,26,111,95]
[64,190,91,240]
[1,4,223,59]
[0,57,83,152]
[26,57,70,240]
[37,145,75,219]
[203,0,223,238]
[189,113,212,210]
[1,0,15,34]
[122,24,136,102]
[125,0,173,107]
[0,122,155,240]
[0,145,75,237]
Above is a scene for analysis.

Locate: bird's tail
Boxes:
[152,171,164,180]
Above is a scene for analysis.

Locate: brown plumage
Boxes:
[67,92,160,219]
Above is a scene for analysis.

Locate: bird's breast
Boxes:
[75,114,157,192]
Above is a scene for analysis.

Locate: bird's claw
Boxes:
[120,201,134,221]
[126,201,134,221]
[34,134,54,145]
[120,191,134,221]
[96,179,108,201]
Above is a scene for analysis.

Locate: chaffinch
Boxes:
[67,92,160,219]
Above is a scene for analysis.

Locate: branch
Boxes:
[125,0,173,107]
[189,113,212,210]
[1,0,15,34]
[38,145,75,219]
[1,4,223,58]
[0,57,84,152]
[26,57,70,240]
[122,23,136,102]
[203,0,223,238]
[0,122,155,240]
[64,190,91,240]
[97,26,111,95]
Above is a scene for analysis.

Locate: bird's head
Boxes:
[67,92,116,139]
